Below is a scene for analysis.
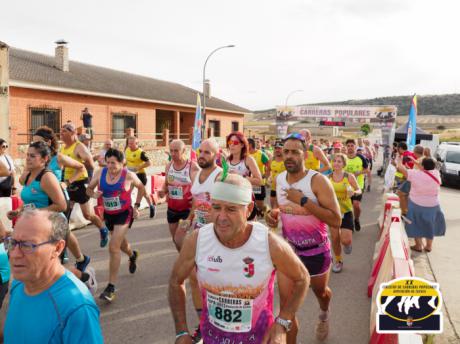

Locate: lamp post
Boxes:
[285,89,304,110]
[202,44,235,138]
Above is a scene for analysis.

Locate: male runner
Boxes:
[175,138,222,343]
[159,140,199,251]
[299,129,331,173]
[60,123,110,247]
[125,136,156,218]
[248,138,270,215]
[266,132,341,342]
[169,174,309,344]
[344,139,369,231]
[267,140,285,208]
[87,148,145,302]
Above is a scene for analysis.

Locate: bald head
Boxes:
[170,139,185,151]
[299,129,311,141]
[200,138,219,154]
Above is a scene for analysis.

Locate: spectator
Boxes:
[397,157,446,253]
[80,107,93,140]
[3,209,103,343]
[94,139,113,167]
[0,139,18,197]
[0,220,10,310]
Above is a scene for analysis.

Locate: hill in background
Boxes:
[254,94,460,118]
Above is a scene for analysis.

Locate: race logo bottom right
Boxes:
[377,277,443,333]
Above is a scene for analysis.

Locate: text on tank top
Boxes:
[276,170,329,256]
[60,141,88,181]
[329,173,353,215]
[99,168,132,214]
[228,159,250,177]
[166,160,193,211]
[196,222,275,343]
[191,166,222,228]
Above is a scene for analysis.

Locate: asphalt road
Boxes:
[67,178,384,344]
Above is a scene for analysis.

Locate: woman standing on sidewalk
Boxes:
[329,153,361,273]
[397,157,446,253]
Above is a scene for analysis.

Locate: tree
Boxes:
[360,124,372,136]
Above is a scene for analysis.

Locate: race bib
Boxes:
[195,209,208,227]
[253,186,262,195]
[103,196,122,211]
[206,292,253,333]
[168,186,183,200]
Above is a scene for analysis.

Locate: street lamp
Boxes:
[202,44,235,138]
[285,89,304,109]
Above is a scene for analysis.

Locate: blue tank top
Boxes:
[99,168,132,214]
[20,170,52,209]
[49,155,62,181]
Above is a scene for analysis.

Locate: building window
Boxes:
[30,107,61,136]
[232,121,239,132]
[208,120,220,137]
[112,113,137,139]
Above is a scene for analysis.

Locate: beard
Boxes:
[284,159,302,173]
[198,158,213,169]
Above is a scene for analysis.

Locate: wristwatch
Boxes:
[300,196,309,207]
[275,316,292,332]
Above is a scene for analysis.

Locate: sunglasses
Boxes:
[227,139,241,146]
[283,132,306,142]
[1,145,7,148]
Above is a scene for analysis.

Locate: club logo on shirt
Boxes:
[207,255,223,263]
[243,257,254,278]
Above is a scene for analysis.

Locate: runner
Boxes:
[266,132,341,342]
[9,141,97,293]
[159,139,199,251]
[299,129,331,173]
[328,153,361,273]
[362,140,374,192]
[175,138,222,343]
[32,126,94,276]
[248,138,270,216]
[125,136,156,218]
[59,123,110,247]
[86,148,145,302]
[267,140,285,208]
[226,132,262,220]
[344,139,369,232]
[169,174,309,344]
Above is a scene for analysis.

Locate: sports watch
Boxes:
[275,316,292,332]
[300,196,309,207]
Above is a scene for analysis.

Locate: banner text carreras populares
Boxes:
[276,105,397,121]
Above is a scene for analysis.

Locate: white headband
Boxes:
[211,182,252,205]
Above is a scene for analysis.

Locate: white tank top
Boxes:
[196,222,275,343]
[228,159,250,177]
[166,160,193,211]
[191,166,222,228]
[276,170,329,257]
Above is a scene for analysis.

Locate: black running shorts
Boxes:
[104,207,134,231]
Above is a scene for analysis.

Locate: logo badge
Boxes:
[243,257,254,278]
[376,277,443,333]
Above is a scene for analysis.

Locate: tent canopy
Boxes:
[394,122,433,142]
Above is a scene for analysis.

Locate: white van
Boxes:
[436,144,460,185]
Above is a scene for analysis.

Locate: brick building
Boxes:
[0,41,249,158]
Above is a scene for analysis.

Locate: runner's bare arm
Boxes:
[347,173,362,195]
[128,171,146,205]
[396,160,408,179]
[314,146,331,172]
[0,163,9,177]
[245,156,263,186]
[40,173,68,213]
[75,143,95,171]
[58,153,87,184]
[86,169,102,197]
[268,231,309,319]
[168,230,199,335]
[160,162,172,198]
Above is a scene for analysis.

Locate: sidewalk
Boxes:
[411,185,460,343]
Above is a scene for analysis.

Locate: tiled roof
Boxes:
[9,47,250,114]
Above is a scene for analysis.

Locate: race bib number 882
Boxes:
[206,292,253,333]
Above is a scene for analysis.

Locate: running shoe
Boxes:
[84,267,98,295]
[332,261,343,273]
[100,227,109,248]
[354,219,361,232]
[315,319,329,341]
[100,284,115,302]
[129,250,139,274]
[344,244,353,255]
[75,255,90,272]
[191,325,202,344]
[149,204,156,218]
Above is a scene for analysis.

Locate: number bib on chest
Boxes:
[206,292,253,333]
[103,196,122,211]
[252,186,262,195]
[168,186,184,200]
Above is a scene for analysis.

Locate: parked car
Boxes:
[436,144,460,186]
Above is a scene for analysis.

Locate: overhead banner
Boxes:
[276,105,397,121]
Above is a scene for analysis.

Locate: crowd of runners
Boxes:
[0,125,384,343]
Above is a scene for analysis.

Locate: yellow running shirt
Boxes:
[345,155,365,189]
[60,141,88,181]
[329,173,353,215]
[270,159,285,189]
[125,148,148,174]
[304,145,320,171]
[250,150,269,185]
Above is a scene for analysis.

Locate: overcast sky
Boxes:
[2,0,459,111]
